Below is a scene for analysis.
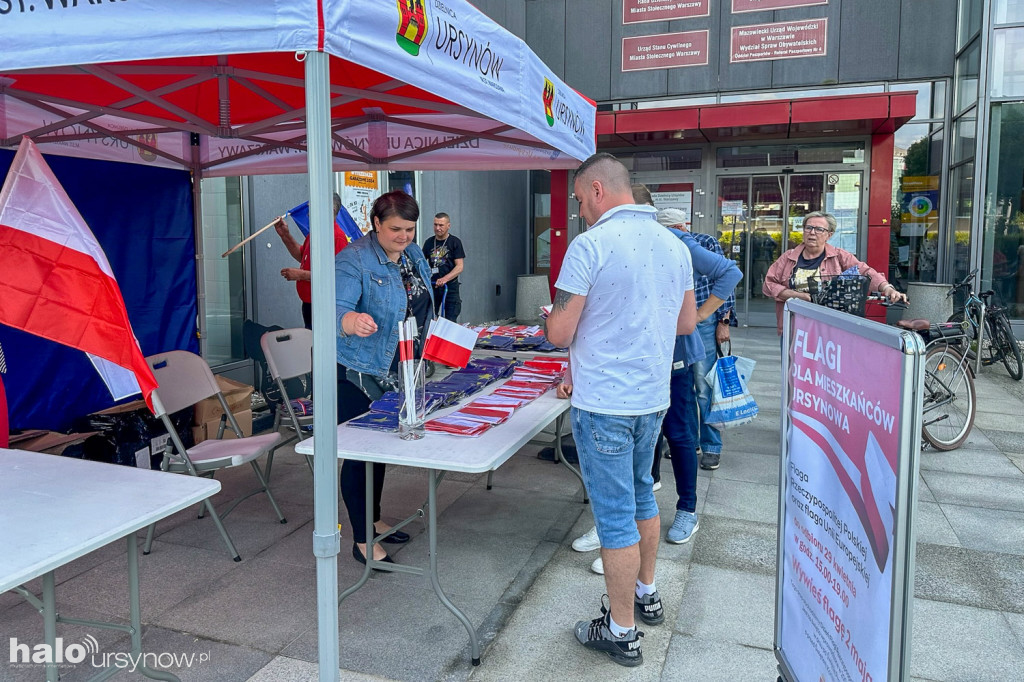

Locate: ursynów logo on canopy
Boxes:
[543,78,556,127]
[396,0,428,56]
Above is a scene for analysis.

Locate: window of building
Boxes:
[954,40,981,115]
[716,142,864,169]
[958,0,984,49]
[994,0,1024,24]
[953,112,977,164]
[990,28,1024,98]
[200,177,247,366]
[950,161,975,283]
[982,103,1024,317]
[530,170,551,275]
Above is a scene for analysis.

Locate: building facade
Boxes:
[468,0,1022,327]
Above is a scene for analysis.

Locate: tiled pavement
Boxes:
[2,327,1022,681]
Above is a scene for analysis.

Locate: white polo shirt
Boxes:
[555,204,693,415]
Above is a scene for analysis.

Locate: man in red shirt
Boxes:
[275,193,350,329]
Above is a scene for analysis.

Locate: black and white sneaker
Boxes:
[574,596,644,667]
[634,590,664,625]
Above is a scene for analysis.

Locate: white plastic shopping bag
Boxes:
[703,354,758,429]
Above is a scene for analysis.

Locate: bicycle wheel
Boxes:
[992,314,1023,380]
[921,344,976,451]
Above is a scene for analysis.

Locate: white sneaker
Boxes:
[572,526,601,552]
[591,556,604,575]
[652,480,662,492]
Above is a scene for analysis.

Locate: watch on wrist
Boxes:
[718,317,730,326]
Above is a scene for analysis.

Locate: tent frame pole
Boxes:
[305,50,341,682]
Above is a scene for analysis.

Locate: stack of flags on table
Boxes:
[346,357,518,433]
[471,324,566,352]
[424,357,567,437]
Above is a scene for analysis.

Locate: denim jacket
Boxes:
[668,229,744,372]
[335,232,434,376]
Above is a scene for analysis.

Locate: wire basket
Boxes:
[809,274,872,317]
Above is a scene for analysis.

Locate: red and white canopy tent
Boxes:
[1,2,594,678]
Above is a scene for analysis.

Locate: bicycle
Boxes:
[877,298,977,450]
[946,268,1023,381]
[808,278,977,451]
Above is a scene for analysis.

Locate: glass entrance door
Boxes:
[717,172,863,326]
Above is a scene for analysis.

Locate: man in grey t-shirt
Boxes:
[546,153,696,667]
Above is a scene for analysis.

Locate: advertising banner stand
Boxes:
[774,299,924,682]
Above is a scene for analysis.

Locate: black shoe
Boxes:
[635,590,664,625]
[700,451,721,470]
[352,542,394,570]
[378,529,410,544]
[574,596,644,667]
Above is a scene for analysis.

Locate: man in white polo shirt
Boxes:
[546,153,696,667]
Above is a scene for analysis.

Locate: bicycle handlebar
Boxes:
[946,268,979,298]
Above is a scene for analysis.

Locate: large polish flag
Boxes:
[422,317,478,369]
[0,138,157,409]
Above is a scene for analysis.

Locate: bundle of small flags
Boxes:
[423,357,567,437]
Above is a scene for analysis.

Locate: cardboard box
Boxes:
[193,376,254,425]
[193,409,253,443]
[10,430,98,455]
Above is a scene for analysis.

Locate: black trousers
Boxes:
[301,301,312,330]
[433,282,462,322]
[337,364,385,543]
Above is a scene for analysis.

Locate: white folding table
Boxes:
[295,384,579,665]
[0,449,220,682]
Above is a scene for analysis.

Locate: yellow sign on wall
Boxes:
[344,171,378,189]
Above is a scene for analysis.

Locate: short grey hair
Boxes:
[802,211,836,233]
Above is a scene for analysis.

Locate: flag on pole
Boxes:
[287,200,364,242]
[422,318,478,369]
[0,138,158,409]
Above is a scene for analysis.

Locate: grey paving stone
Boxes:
[918,448,1024,478]
[432,486,584,542]
[977,429,1024,452]
[130,626,273,682]
[914,543,1024,613]
[940,503,1024,555]
[911,598,1024,681]
[154,557,320,653]
[281,581,492,681]
[703,478,779,525]
[913,500,961,548]
[661,635,777,682]
[921,470,1024,512]
[917,474,936,503]
[712,450,781,486]
[955,427,1001,451]
[673,565,775,649]
[467,548,687,682]
[1009,453,1024,475]
[56,542,244,620]
[0,601,129,682]
[1005,610,1024,646]
[974,412,1024,432]
[690,515,778,576]
[247,656,391,682]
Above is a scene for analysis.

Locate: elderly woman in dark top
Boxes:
[335,191,434,566]
[762,211,906,335]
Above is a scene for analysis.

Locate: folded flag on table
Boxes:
[346,411,400,432]
[0,138,158,409]
[454,405,512,425]
[287,200,363,242]
[424,414,492,437]
[422,317,478,368]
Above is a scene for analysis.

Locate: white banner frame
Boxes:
[775,299,923,682]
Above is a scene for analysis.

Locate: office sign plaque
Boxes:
[623,0,711,24]
[730,19,827,63]
[622,30,710,71]
[732,0,828,13]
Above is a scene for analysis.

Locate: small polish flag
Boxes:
[422,317,478,369]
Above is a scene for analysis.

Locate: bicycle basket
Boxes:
[809,274,871,317]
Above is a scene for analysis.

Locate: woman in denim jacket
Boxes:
[336,191,434,566]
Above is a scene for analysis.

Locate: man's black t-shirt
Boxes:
[423,234,466,284]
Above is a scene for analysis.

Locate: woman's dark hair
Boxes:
[371,190,419,229]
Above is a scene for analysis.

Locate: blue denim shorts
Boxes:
[571,407,666,549]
